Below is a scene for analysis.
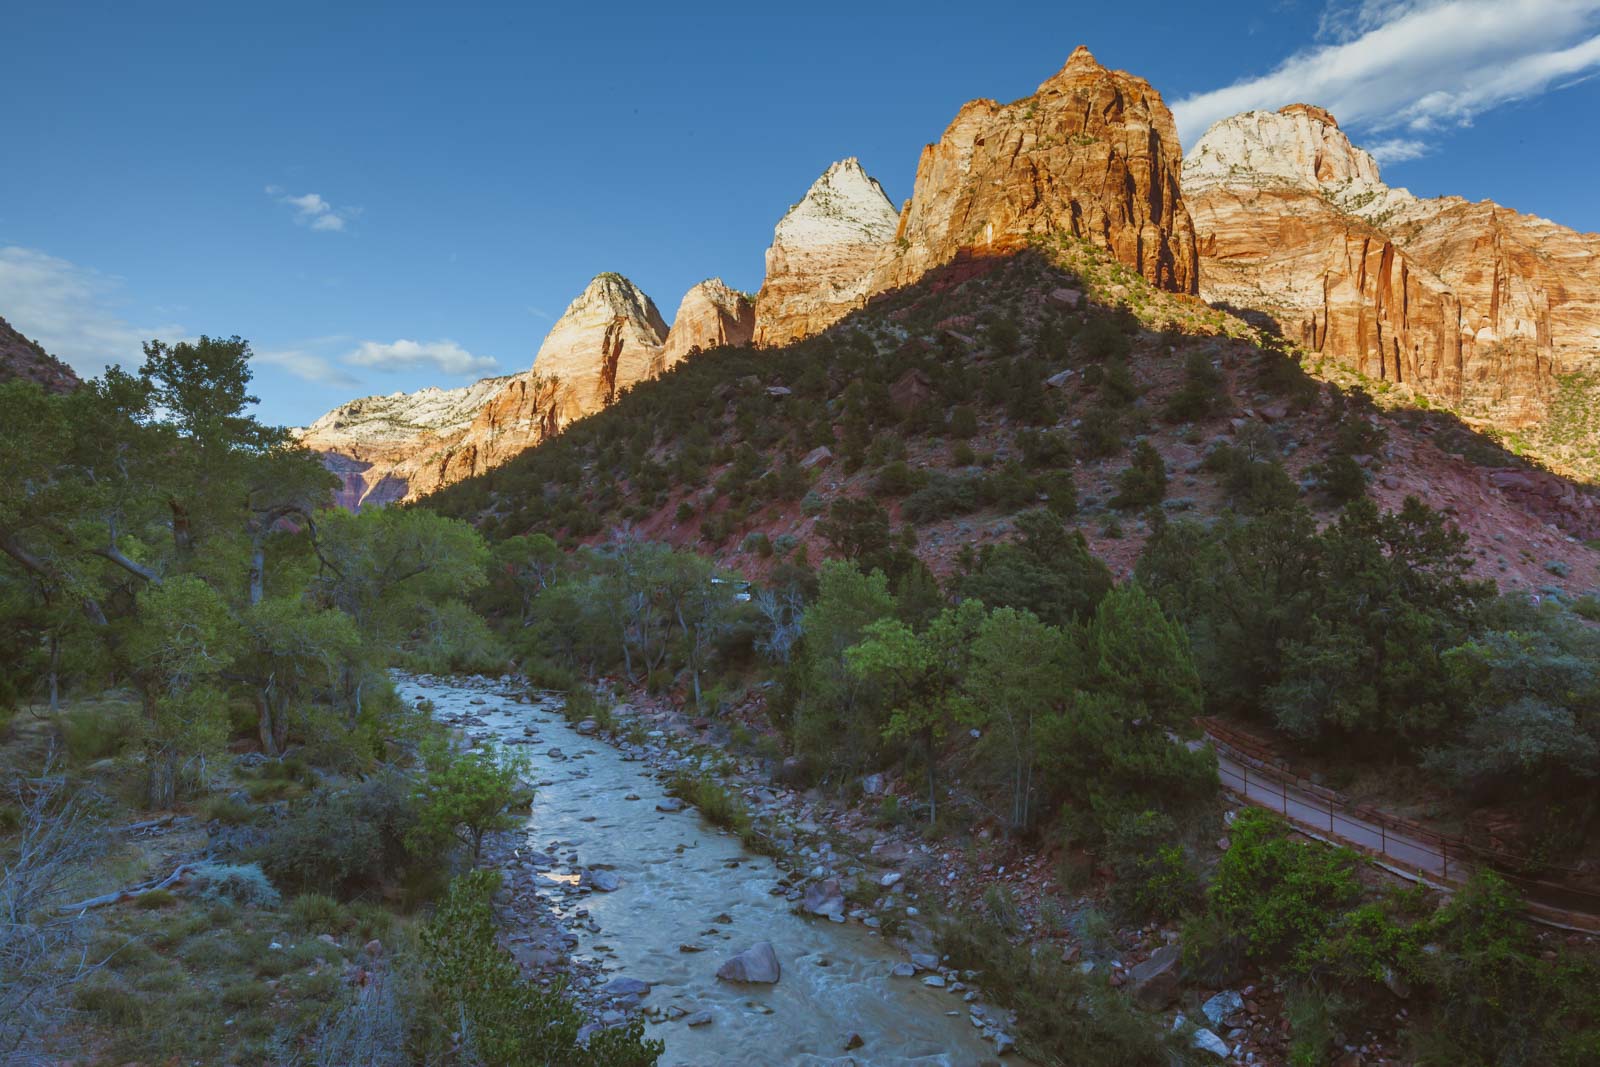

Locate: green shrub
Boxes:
[938,914,1180,1066]
[254,772,422,899]
[59,704,139,763]
[665,769,751,835]
[1110,441,1167,510]
[1105,810,1201,923]
[134,889,178,909]
[1188,809,1361,969]
[420,870,662,1066]
[288,892,348,934]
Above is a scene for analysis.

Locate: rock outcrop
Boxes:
[868,46,1198,297]
[534,273,669,423]
[303,273,755,506]
[753,159,900,346]
[1185,104,1600,425]
[297,376,519,509]
[660,279,755,369]
[0,315,79,394]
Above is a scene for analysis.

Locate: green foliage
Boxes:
[937,915,1186,1066]
[1187,810,1361,972]
[1104,810,1201,923]
[410,741,531,862]
[254,771,425,899]
[1111,440,1167,509]
[959,510,1112,627]
[420,870,662,1066]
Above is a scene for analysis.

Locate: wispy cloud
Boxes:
[344,339,497,376]
[1365,137,1431,163]
[253,346,360,386]
[0,245,185,377]
[1174,1,1600,149]
[266,184,357,232]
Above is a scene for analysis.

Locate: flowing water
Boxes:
[396,674,1024,1067]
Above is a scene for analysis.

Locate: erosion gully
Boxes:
[396,672,1026,1067]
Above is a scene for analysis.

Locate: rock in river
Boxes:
[716,941,782,984]
[802,878,845,918]
[581,868,621,892]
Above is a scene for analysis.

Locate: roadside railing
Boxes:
[1198,717,1600,930]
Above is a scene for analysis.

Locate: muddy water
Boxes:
[397,674,1021,1067]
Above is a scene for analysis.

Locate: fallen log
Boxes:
[57,863,198,914]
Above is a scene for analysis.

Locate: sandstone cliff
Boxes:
[298,376,520,509]
[1185,105,1600,425]
[753,159,900,346]
[868,45,1198,298]
[660,279,756,369]
[0,315,80,394]
[534,273,669,423]
[303,272,761,506]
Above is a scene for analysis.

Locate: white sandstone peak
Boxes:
[773,158,899,251]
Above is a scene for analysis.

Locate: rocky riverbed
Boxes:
[398,672,1027,1066]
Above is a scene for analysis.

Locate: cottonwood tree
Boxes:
[845,598,985,822]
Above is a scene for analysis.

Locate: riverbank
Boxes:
[403,671,1028,1066]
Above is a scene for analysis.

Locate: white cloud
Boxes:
[344,339,498,376]
[1174,1,1600,147]
[254,347,360,386]
[0,245,185,378]
[1365,137,1431,163]
[266,185,355,232]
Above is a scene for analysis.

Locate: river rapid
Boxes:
[395,673,1023,1067]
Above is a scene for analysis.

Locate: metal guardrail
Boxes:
[1199,717,1600,929]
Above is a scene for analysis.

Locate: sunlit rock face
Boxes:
[753,158,900,347]
[868,46,1198,298]
[1185,104,1600,425]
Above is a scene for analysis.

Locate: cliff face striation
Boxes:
[1185,104,1600,426]
[867,45,1198,299]
[752,159,900,347]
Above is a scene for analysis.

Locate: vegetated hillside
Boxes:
[421,238,1600,600]
[0,314,79,394]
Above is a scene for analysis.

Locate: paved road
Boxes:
[1210,745,1466,884]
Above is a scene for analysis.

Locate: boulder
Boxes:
[581,869,621,893]
[602,977,651,997]
[802,879,846,917]
[1128,944,1183,1010]
[716,941,781,984]
[1201,989,1243,1027]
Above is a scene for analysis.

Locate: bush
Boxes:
[901,474,979,523]
[58,704,139,764]
[1187,810,1361,970]
[420,870,662,1066]
[938,915,1182,1066]
[255,772,423,899]
[190,862,281,909]
[1104,810,1200,923]
[288,892,348,934]
[1110,441,1167,509]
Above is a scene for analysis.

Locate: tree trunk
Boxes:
[924,725,937,824]
[248,540,266,606]
[48,632,60,713]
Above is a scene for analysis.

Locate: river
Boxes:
[395,673,1021,1067]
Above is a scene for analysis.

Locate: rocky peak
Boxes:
[660,279,755,368]
[870,45,1198,296]
[1183,105,1386,196]
[534,272,669,420]
[769,159,899,252]
[754,158,900,346]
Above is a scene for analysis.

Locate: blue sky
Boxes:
[5,1,1600,426]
